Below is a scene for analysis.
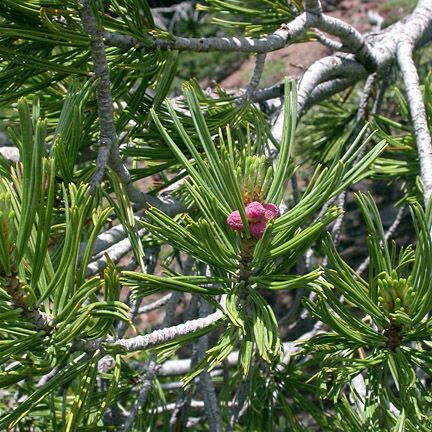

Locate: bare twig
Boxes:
[354,73,377,127]
[397,38,432,206]
[156,325,322,378]
[304,76,360,110]
[36,366,60,388]
[297,55,367,115]
[243,53,267,101]
[103,14,308,53]
[77,307,224,353]
[368,11,384,33]
[122,292,181,432]
[304,0,323,15]
[315,31,343,51]
[122,357,157,432]
[317,15,378,71]
[116,246,161,338]
[253,82,285,104]
[228,381,249,429]
[262,0,432,131]
[136,293,173,315]
[197,299,222,432]
[351,372,366,415]
[103,3,381,70]
[79,0,185,215]
[84,227,145,277]
[0,146,19,163]
[79,1,116,191]
[169,295,200,429]
[78,216,141,263]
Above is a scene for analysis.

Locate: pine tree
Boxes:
[0,1,432,430]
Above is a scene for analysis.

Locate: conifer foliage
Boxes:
[0,1,432,430]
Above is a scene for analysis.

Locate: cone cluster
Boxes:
[227,201,279,238]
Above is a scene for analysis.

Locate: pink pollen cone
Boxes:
[264,203,280,221]
[227,210,244,231]
[245,201,265,223]
[250,220,266,238]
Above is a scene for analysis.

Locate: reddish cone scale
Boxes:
[226,210,244,231]
[250,220,266,238]
[264,203,279,221]
[245,201,266,223]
